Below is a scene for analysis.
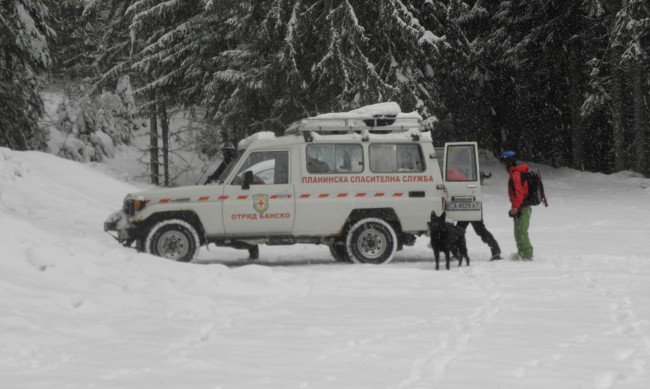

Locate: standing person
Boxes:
[456,220,502,261]
[499,151,533,260]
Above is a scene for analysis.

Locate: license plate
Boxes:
[447,201,481,211]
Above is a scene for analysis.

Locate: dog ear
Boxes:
[430,211,437,219]
[440,212,446,221]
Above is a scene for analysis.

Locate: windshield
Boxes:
[216,149,245,184]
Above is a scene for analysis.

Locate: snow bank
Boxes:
[0,148,306,386]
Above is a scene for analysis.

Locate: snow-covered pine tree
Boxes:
[52,76,138,162]
[409,0,480,142]
[576,0,615,173]
[202,0,455,145]
[50,0,101,79]
[123,0,478,157]
[127,0,212,185]
[454,0,509,152]
[615,0,649,174]
[582,0,649,174]
[0,0,54,150]
[87,0,164,184]
[85,0,139,90]
[474,0,614,169]
[607,0,627,172]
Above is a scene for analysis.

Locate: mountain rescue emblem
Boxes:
[253,194,269,213]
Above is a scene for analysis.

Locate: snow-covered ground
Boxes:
[1,147,650,388]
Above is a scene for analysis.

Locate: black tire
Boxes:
[135,238,145,253]
[145,219,200,262]
[329,244,352,263]
[248,245,259,260]
[345,218,398,264]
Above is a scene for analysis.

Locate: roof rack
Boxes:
[284,113,424,135]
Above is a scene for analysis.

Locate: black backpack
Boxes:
[521,170,548,207]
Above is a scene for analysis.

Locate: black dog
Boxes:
[427,211,470,270]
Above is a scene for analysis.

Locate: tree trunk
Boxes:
[149,104,159,185]
[632,62,648,175]
[609,0,626,172]
[159,103,170,186]
[569,46,584,170]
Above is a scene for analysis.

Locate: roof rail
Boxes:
[284,113,424,135]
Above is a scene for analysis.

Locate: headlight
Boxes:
[123,196,147,216]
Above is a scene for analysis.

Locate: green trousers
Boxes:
[514,206,533,259]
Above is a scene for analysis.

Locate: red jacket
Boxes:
[508,164,530,210]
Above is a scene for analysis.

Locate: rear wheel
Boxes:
[345,218,397,264]
[145,219,201,262]
[329,244,352,263]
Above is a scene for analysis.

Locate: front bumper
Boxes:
[104,210,133,243]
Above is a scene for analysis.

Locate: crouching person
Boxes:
[499,151,533,260]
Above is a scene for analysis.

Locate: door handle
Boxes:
[466,184,477,188]
[409,191,425,198]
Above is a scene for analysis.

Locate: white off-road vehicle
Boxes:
[105,103,483,264]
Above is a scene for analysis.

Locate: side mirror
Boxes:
[242,170,254,190]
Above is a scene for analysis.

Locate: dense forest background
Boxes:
[1,0,649,183]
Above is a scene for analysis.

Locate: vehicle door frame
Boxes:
[221,148,296,236]
[442,142,483,222]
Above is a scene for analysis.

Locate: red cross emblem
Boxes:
[253,194,269,213]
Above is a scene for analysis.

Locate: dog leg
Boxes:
[444,251,450,270]
[433,249,440,270]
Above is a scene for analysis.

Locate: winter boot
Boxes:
[490,253,503,261]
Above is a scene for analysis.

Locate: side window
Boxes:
[369,144,425,173]
[445,145,477,182]
[231,150,289,185]
[306,144,363,174]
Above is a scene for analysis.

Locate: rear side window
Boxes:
[369,144,425,173]
[306,144,363,174]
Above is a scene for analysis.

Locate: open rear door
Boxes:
[443,142,482,222]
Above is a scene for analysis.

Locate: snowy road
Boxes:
[1,148,650,388]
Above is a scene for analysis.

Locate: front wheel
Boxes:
[345,218,397,264]
[145,219,201,262]
[329,244,352,263]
